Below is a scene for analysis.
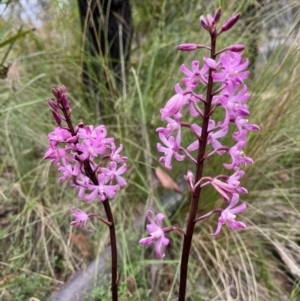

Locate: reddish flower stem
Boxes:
[59,98,119,301]
[178,32,217,301]
[102,201,118,301]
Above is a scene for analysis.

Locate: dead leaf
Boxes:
[0,275,13,286]
[278,172,290,182]
[70,233,92,257]
[155,167,182,193]
[0,290,13,301]
[273,240,300,278]
[126,277,135,295]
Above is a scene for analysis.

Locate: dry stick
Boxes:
[178,32,217,301]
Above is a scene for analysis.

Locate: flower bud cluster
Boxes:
[44,86,127,230]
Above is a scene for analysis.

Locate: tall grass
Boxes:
[0,0,299,300]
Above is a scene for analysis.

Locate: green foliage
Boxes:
[0,0,300,300]
[1,273,51,300]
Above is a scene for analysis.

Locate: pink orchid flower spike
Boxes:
[139,210,169,258]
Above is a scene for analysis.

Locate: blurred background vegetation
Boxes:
[0,0,299,300]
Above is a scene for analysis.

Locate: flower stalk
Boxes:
[140,8,259,301]
[45,87,127,301]
[178,30,217,300]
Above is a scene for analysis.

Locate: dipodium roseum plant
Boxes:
[139,8,259,301]
[44,86,127,301]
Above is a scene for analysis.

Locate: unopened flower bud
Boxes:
[52,85,66,101]
[77,121,85,128]
[204,57,218,70]
[221,14,240,32]
[200,14,214,32]
[213,8,222,24]
[176,43,197,51]
[48,99,58,111]
[228,44,245,52]
[66,136,78,143]
[184,170,195,192]
[52,88,60,99]
[61,94,70,111]
[52,110,62,125]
